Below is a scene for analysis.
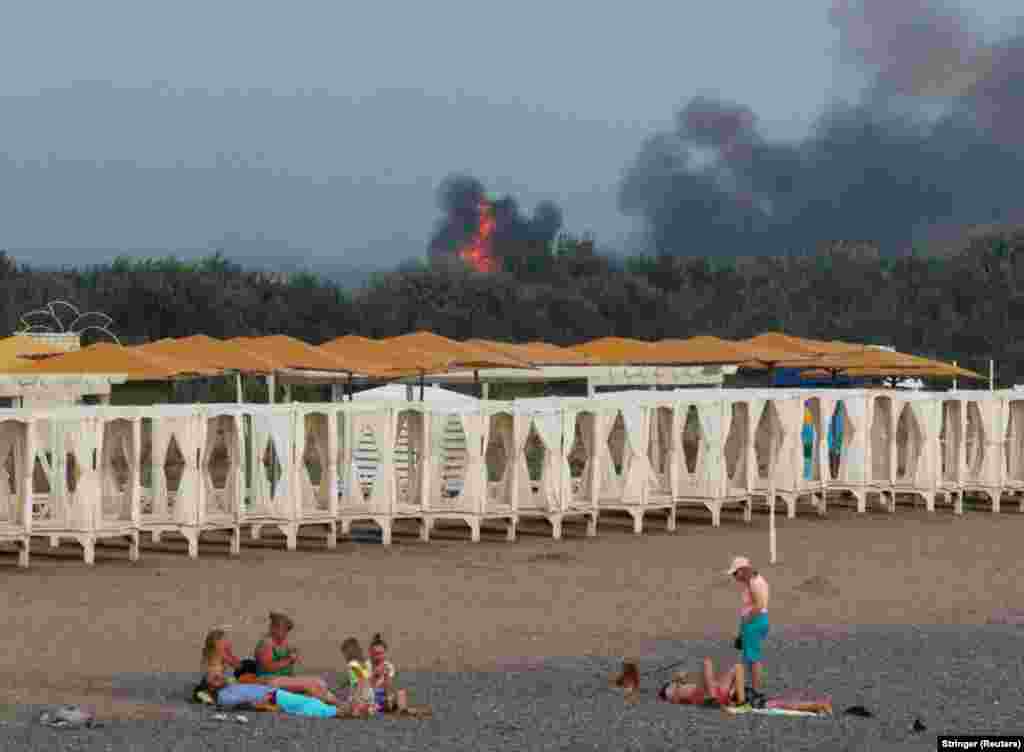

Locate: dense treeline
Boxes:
[1,227,1021,387]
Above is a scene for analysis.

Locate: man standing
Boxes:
[728,555,770,704]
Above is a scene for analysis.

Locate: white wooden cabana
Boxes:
[867,392,897,513]
[671,392,749,527]
[589,398,676,535]
[961,394,1005,512]
[244,404,299,548]
[817,391,871,511]
[890,392,940,511]
[338,403,395,544]
[293,404,339,548]
[937,395,965,514]
[392,403,430,540]
[0,415,34,566]
[511,402,596,539]
[750,393,818,519]
[423,406,493,541]
[30,408,139,564]
[1000,392,1024,512]
[483,404,519,539]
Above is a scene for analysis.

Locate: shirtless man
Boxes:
[728,556,770,702]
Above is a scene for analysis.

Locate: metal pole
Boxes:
[481,382,489,400]
[267,372,276,404]
[236,373,244,404]
[952,361,958,392]
[419,373,425,401]
[990,359,995,392]
[769,418,777,565]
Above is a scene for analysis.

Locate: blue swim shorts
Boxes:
[740,612,770,665]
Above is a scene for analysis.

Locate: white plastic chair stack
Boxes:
[139,407,204,554]
[936,397,965,514]
[0,415,34,567]
[482,405,519,540]
[340,404,395,544]
[818,391,870,511]
[1000,393,1024,512]
[31,411,115,565]
[425,407,488,542]
[961,394,1005,512]
[867,393,897,512]
[890,393,939,511]
[246,405,296,548]
[294,405,338,548]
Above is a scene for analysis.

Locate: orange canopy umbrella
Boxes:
[465,339,595,366]
[0,335,69,371]
[320,334,452,375]
[137,334,279,374]
[12,342,221,380]
[380,331,533,370]
[651,336,773,366]
[231,335,409,377]
[569,336,662,364]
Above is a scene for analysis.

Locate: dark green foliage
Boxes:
[1,229,1019,386]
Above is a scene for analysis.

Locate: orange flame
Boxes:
[458,200,499,273]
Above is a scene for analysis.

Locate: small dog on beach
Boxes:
[609,661,641,704]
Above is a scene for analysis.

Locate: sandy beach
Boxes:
[2,499,1022,715]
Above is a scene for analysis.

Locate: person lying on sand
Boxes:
[254,612,340,706]
[198,628,277,709]
[657,657,747,708]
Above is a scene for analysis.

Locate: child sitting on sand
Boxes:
[657,657,747,708]
[368,633,407,711]
[341,637,376,716]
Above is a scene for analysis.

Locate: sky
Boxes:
[0,0,1021,269]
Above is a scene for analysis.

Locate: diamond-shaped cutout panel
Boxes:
[65,451,80,494]
[164,435,185,494]
[262,439,283,499]
[33,453,51,494]
[394,412,419,502]
[828,401,852,480]
[896,405,923,479]
[441,415,467,499]
[109,438,132,492]
[568,415,589,479]
[3,445,15,495]
[682,406,703,475]
[648,407,672,475]
[304,414,327,488]
[485,414,512,483]
[871,398,893,480]
[206,418,233,491]
[524,424,546,483]
[755,402,785,480]
[607,412,627,476]
[355,424,379,502]
[966,401,985,475]
[723,404,748,482]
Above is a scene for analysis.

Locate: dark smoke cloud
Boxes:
[621,0,1024,257]
[428,173,563,265]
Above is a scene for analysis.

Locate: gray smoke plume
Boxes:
[428,173,563,267]
[620,0,1024,257]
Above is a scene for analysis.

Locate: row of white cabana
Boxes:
[0,388,1021,566]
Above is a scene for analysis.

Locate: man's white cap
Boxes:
[726,556,752,575]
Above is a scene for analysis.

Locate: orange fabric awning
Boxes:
[380,331,533,370]
[569,337,661,364]
[0,335,69,371]
[651,336,771,366]
[320,334,452,375]
[136,335,279,374]
[465,339,595,366]
[232,335,414,377]
[12,342,221,380]
[797,349,983,379]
